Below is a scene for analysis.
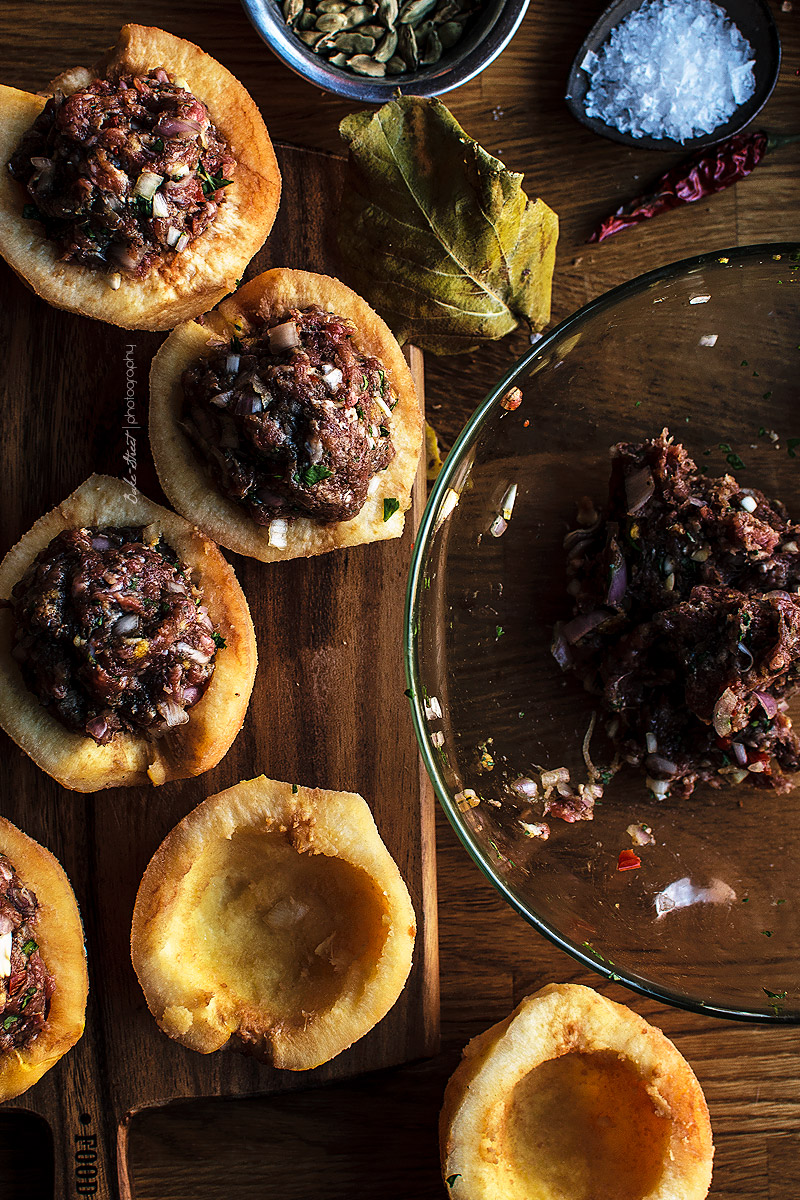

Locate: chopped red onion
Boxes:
[625,466,655,514]
[268,320,300,352]
[562,610,608,644]
[91,535,111,551]
[509,776,539,800]
[732,741,748,766]
[754,690,778,719]
[154,116,202,138]
[111,613,139,636]
[551,631,572,669]
[606,558,627,607]
[86,715,109,741]
[158,699,190,728]
[645,753,678,776]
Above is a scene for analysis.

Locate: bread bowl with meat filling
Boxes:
[0,474,257,791]
[149,268,423,562]
[0,24,281,330]
[131,774,416,1069]
[440,983,714,1200]
[0,816,88,1102]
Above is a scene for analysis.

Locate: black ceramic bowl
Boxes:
[242,0,530,102]
[565,0,781,150]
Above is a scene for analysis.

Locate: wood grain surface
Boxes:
[0,1,799,1198]
[0,141,437,1198]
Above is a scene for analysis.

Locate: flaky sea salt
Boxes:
[582,0,757,143]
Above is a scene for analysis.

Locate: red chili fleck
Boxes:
[617,848,642,871]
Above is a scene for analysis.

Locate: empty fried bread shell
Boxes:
[0,475,257,791]
[440,983,714,1200]
[0,24,281,330]
[131,774,417,1070]
[149,268,423,562]
[0,816,88,1102]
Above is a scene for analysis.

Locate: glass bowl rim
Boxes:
[404,239,800,1024]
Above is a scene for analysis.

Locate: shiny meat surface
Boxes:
[181,306,397,524]
[8,70,234,276]
[553,431,800,798]
[7,526,218,743]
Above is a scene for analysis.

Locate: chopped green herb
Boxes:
[151,137,165,154]
[762,392,773,400]
[758,427,766,437]
[3,1015,18,1031]
[356,405,365,421]
[762,930,773,937]
[378,370,386,394]
[423,576,431,589]
[788,438,800,459]
[131,195,153,217]
[742,896,749,903]
[230,335,243,352]
[19,987,37,1012]
[291,784,298,794]
[21,939,37,957]
[300,463,333,487]
[404,687,414,699]
[495,625,504,638]
[212,631,227,649]
[741,360,749,366]
[22,203,42,221]
[763,988,787,1000]
[634,400,641,407]
[383,497,400,522]
[446,1176,462,1188]
[379,425,390,437]
[198,166,233,196]
[719,443,745,470]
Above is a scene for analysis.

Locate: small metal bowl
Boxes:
[565,0,781,151]
[241,0,530,102]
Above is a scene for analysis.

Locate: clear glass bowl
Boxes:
[406,243,800,1022]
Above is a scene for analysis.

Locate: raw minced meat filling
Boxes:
[181,305,397,525]
[6,526,219,744]
[0,855,54,1054]
[553,430,800,799]
[8,70,234,277]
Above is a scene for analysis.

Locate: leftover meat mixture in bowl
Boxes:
[405,243,800,1021]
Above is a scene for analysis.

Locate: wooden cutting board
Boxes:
[0,143,439,1200]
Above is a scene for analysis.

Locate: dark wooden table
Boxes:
[1,2,799,1198]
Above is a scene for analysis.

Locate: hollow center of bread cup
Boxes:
[494,1050,671,1200]
[160,827,390,1022]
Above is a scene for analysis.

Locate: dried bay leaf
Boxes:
[337,96,559,355]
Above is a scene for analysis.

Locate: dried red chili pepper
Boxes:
[589,131,800,243]
[617,848,641,871]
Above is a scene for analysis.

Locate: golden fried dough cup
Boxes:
[0,816,88,1102]
[149,268,423,561]
[0,475,257,791]
[131,775,416,1070]
[0,25,281,330]
[440,982,714,1200]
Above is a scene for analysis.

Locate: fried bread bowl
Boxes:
[131,775,416,1069]
[440,983,714,1200]
[0,816,88,1102]
[0,475,257,791]
[149,268,423,562]
[0,24,281,329]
